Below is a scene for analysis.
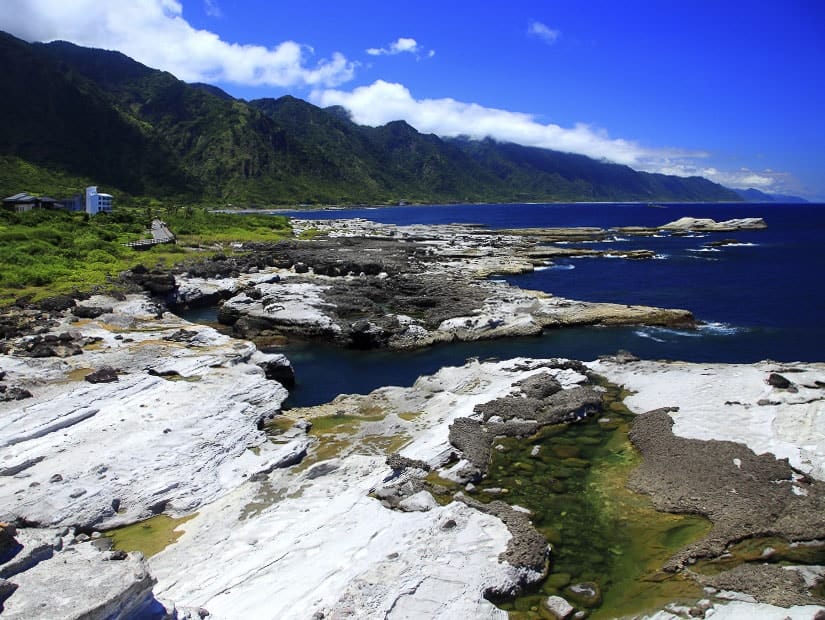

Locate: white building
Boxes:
[85,186,113,215]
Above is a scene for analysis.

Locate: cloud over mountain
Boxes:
[0,0,355,87]
[314,80,700,167]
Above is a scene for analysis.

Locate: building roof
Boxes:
[3,192,35,203]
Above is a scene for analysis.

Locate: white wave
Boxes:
[722,242,757,247]
[687,247,721,253]
[699,321,742,336]
[634,329,666,343]
[653,253,669,260]
[534,263,575,271]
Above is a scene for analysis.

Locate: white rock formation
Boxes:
[659,216,767,231]
[0,295,301,529]
[1,527,157,619]
[150,358,562,619]
[589,359,825,481]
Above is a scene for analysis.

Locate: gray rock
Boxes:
[544,595,575,619]
[256,354,296,389]
[386,453,430,472]
[564,582,602,608]
[767,373,792,389]
[0,577,18,609]
[84,367,119,384]
[72,305,113,319]
[0,386,32,402]
[397,491,438,512]
[516,372,562,400]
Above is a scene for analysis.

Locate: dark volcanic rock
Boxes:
[256,355,295,388]
[448,418,491,472]
[163,329,199,343]
[72,305,113,319]
[85,367,119,384]
[628,408,825,569]
[697,563,824,607]
[386,453,431,472]
[13,333,85,358]
[0,386,33,402]
[514,372,562,400]
[348,319,388,349]
[767,373,792,389]
[474,386,602,425]
[38,295,76,312]
[124,266,177,295]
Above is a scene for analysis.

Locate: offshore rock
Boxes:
[659,217,767,232]
[207,219,696,350]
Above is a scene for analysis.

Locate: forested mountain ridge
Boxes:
[0,32,741,205]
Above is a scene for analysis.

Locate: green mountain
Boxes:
[0,32,741,205]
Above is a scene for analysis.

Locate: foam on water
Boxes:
[699,321,743,336]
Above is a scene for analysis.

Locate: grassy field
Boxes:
[0,206,292,305]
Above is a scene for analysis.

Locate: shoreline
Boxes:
[1,215,823,618]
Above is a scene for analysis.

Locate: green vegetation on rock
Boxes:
[0,207,290,304]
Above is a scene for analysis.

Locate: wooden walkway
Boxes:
[125,219,176,249]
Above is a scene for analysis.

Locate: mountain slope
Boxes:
[0,32,196,197]
[1,33,741,205]
[732,188,807,203]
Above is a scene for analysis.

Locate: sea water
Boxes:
[259,202,825,406]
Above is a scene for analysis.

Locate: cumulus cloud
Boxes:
[313,80,699,168]
[0,0,354,88]
[528,20,561,44]
[313,80,795,192]
[366,37,433,58]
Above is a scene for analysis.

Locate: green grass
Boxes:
[0,206,291,305]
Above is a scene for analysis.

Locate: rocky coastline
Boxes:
[2,214,823,619]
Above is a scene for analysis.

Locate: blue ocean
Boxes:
[269,202,825,405]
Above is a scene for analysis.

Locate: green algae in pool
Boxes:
[104,513,197,558]
[471,384,712,619]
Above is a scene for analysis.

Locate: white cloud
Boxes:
[0,0,355,88]
[312,80,796,193]
[366,37,433,58]
[656,164,792,191]
[204,0,221,18]
[313,80,699,167]
[528,20,560,44]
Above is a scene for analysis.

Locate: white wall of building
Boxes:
[85,186,113,215]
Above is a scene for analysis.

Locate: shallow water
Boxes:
[476,383,711,619]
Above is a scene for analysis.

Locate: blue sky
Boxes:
[2,0,824,199]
